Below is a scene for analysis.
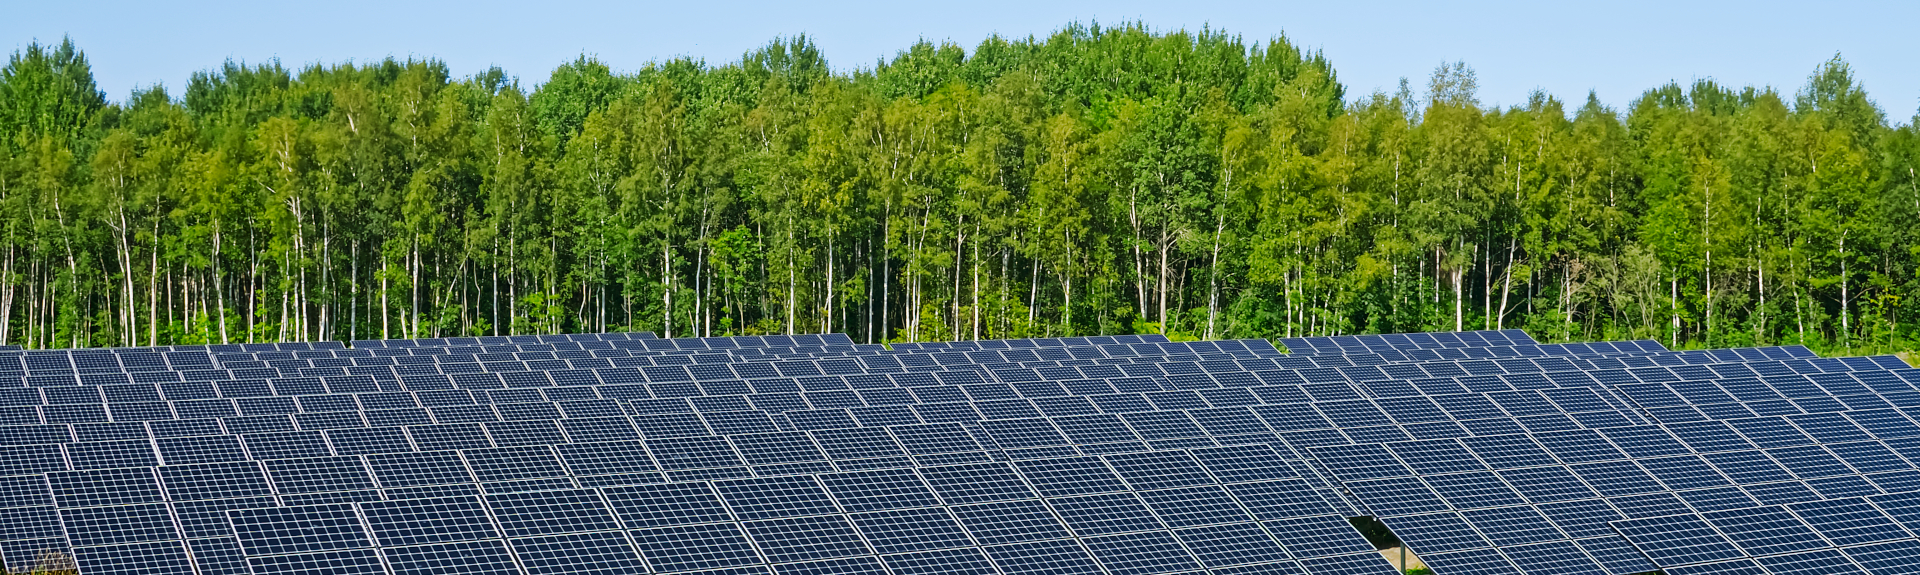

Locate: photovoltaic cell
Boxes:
[818,468,941,512]
[742,515,871,563]
[360,495,500,546]
[712,475,841,520]
[1263,515,1377,558]
[950,500,1073,544]
[1082,531,1202,575]
[1699,505,1827,557]
[382,539,521,575]
[601,483,734,528]
[1048,492,1165,535]
[228,504,370,556]
[1611,514,1744,568]
[847,507,972,554]
[511,531,649,575]
[634,523,765,572]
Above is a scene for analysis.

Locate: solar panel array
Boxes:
[0,328,1915,575]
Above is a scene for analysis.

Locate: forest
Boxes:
[1,24,1917,355]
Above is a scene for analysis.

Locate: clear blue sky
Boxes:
[7,0,1917,119]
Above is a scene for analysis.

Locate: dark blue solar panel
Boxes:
[1787,498,1911,546]
[1612,513,1745,568]
[3,327,1911,572]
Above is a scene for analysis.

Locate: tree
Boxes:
[0,29,1915,357]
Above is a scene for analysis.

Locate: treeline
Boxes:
[1,24,1918,354]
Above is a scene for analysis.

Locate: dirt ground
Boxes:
[1379,547,1428,571]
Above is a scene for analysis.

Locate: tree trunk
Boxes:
[1207,211,1223,339]
[880,206,891,342]
[663,242,673,338]
[1840,233,1850,347]
[1703,184,1712,347]
[1156,228,1170,333]
[1670,278,1679,348]
[1062,228,1073,336]
[1498,237,1515,330]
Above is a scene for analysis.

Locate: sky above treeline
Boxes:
[6,0,1917,117]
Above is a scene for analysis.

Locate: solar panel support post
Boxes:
[1399,544,1405,573]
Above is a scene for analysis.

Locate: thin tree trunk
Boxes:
[1157,232,1169,333]
[971,228,980,341]
[1498,237,1515,330]
[1703,183,1712,347]
[1062,228,1073,336]
[215,222,228,343]
[880,207,890,342]
[1207,212,1223,339]
[663,242,673,338]
[151,219,160,346]
[1840,233,1850,347]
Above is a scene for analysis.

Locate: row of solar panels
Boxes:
[0,338,1889,500]
[0,361,1901,451]
[0,352,1888,414]
[0,328,1661,379]
[0,345,1844,413]
[9,367,1909,469]
[0,352,1718,503]
[285,338,1633,365]
[0,330,1889,575]
[0,351,1873,476]
[7,391,1919,529]
[7,398,1405,573]
[0,343,1642,384]
[0,337,1269,376]
[1278,329,1539,355]
[1239,336,1920,575]
[0,332,1471,575]
[3,356,1915,450]
[0,327,1525,357]
[26,442,1376,575]
[0,339,1805,394]
[3,332,1216,357]
[0,332,1574,575]
[1611,494,1920,574]
[856,336,1920,575]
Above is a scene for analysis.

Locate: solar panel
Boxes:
[818,468,940,511]
[74,541,197,575]
[1786,497,1912,546]
[881,547,999,575]
[712,475,841,519]
[742,514,871,563]
[510,531,648,575]
[382,539,521,575]
[1264,515,1379,557]
[359,496,499,546]
[1294,551,1402,575]
[228,504,370,556]
[1082,530,1202,575]
[1699,505,1828,557]
[485,488,622,537]
[1170,521,1291,568]
[1611,513,1745,568]
[12,327,1920,574]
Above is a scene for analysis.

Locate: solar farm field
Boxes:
[0,329,1915,575]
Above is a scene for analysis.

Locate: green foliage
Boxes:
[0,24,1917,357]
[0,37,105,153]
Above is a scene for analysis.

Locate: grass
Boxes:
[9,549,75,575]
